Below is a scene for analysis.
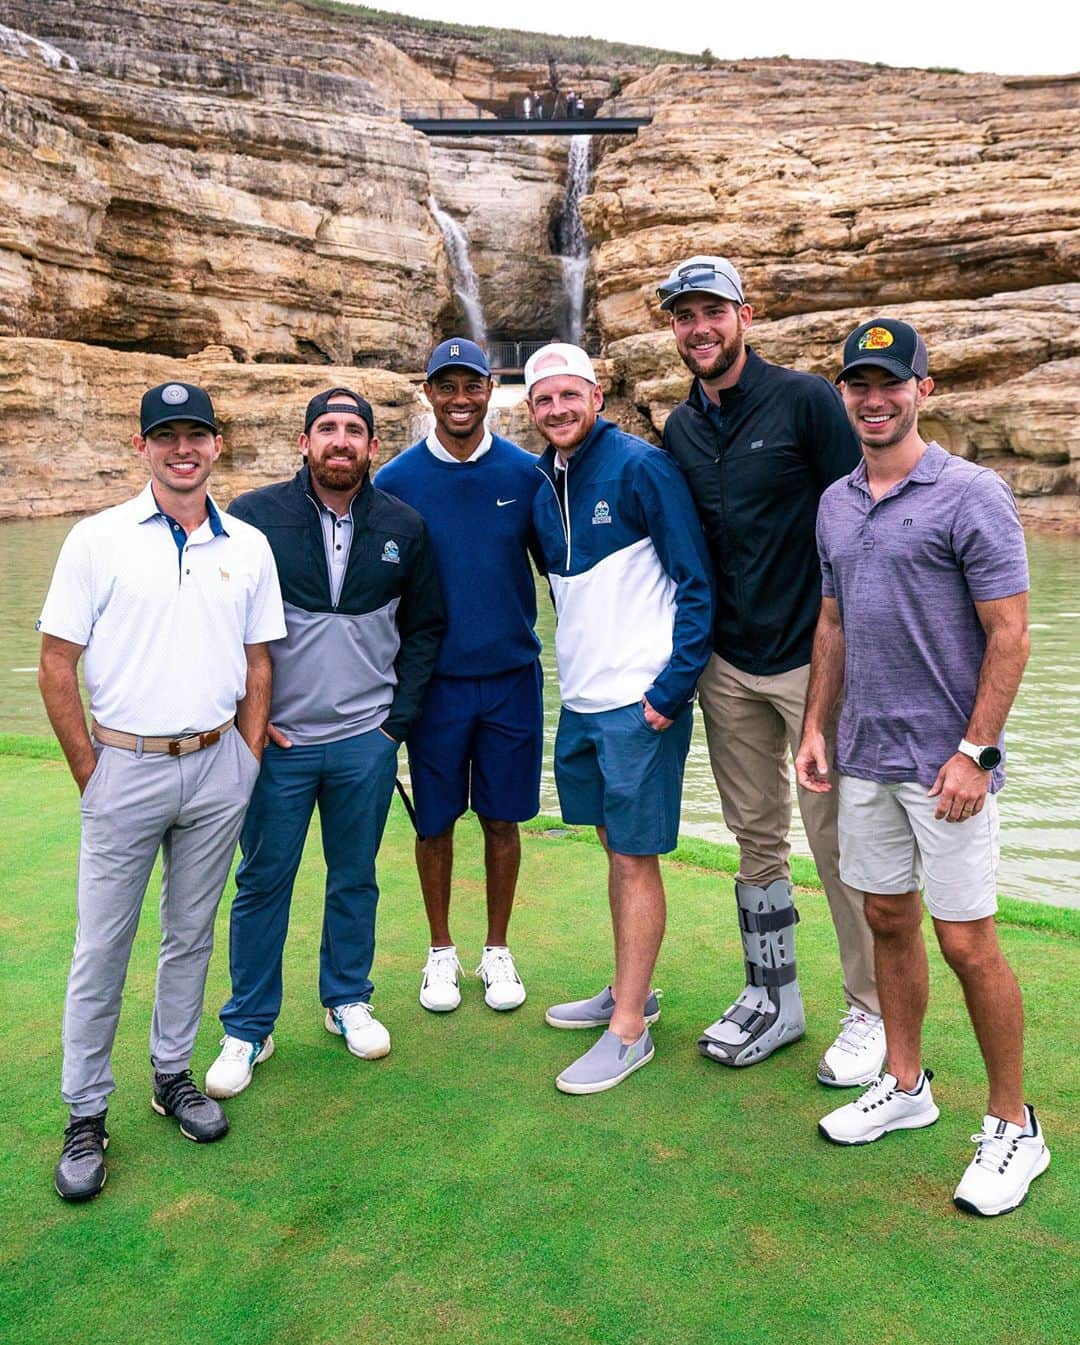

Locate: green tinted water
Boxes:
[3,518,1076,907]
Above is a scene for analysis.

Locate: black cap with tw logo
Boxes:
[140,382,218,436]
[837,319,929,384]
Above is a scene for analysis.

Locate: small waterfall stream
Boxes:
[428,195,487,345]
[556,136,592,345]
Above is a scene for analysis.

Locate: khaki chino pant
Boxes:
[697,654,879,1017]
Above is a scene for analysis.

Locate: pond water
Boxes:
[2,517,1077,908]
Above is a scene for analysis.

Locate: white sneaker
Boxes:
[819,1070,939,1145]
[476,946,526,1011]
[817,1009,887,1087]
[325,1002,390,1059]
[420,946,462,1012]
[205,1034,274,1099]
[953,1105,1051,1216]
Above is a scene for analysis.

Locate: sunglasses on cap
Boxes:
[656,262,744,307]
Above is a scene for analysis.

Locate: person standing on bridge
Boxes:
[377,339,544,1016]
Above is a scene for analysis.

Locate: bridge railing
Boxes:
[400,99,653,122]
[489,340,558,371]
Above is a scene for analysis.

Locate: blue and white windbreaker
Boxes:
[532,418,713,718]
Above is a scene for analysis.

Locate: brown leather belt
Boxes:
[92,718,235,757]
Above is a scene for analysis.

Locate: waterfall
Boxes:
[0,24,79,71]
[428,196,487,345]
[557,136,592,346]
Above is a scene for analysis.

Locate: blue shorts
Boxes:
[407,663,543,839]
[554,701,693,856]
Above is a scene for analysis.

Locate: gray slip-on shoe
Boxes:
[556,1028,655,1095]
[545,986,661,1030]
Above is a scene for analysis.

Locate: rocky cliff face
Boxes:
[0,338,426,517]
[589,58,1080,525]
[0,2,1077,525]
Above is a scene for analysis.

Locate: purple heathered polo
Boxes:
[816,442,1028,794]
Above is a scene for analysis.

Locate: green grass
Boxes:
[1,748,1076,1344]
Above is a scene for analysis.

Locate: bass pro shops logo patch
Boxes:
[592,499,612,525]
[857,327,895,351]
[381,539,400,564]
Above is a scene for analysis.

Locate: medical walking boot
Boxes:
[698,878,805,1067]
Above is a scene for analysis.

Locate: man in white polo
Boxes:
[38,381,285,1202]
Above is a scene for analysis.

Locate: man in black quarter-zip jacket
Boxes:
[658,256,882,1088]
[204,388,445,1100]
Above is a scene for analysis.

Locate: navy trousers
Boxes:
[221,728,399,1041]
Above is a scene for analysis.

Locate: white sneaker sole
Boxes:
[419,988,461,1013]
[544,1007,661,1030]
[816,1063,884,1089]
[953,1147,1051,1217]
[205,1036,275,1099]
[483,987,527,1012]
[325,1012,390,1059]
[819,1104,940,1146]
[556,1044,655,1095]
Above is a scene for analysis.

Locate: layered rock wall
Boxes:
[587,59,1080,525]
[0,339,426,517]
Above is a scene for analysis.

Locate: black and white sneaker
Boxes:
[953,1105,1051,1216]
[152,1070,229,1142]
[55,1111,109,1202]
[818,1070,939,1145]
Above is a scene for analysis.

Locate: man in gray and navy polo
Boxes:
[796,318,1050,1217]
[38,381,285,1202]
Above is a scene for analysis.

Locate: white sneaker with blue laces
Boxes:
[205,1033,275,1099]
[325,1002,391,1059]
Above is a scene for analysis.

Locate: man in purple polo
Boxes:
[795,318,1050,1217]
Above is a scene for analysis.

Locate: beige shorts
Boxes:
[838,775,1000,921]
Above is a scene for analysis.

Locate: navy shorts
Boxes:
[407,663,543,839]
[554,701,693,856]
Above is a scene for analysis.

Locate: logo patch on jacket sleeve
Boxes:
[381,539,401,564]
[592,499,612,525]
[858,327,895,351]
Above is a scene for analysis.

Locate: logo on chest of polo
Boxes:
[381,539,400,564]
[592,499,612,525]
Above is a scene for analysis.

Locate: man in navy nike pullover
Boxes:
[377,339,543,1016]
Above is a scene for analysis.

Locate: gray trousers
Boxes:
[63,727,260,1117]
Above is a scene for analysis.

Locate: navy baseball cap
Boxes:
[426,338,490,380]
[837,319,929,383]
[303,387,375,437]
[140,382,217,436]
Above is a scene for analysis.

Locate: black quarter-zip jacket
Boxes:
[662,346,861,676]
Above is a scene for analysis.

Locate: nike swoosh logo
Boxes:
[496,498,516,506]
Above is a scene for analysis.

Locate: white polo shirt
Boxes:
[38,483,286,735]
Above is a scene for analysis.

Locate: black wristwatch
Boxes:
[958,738,1002,771]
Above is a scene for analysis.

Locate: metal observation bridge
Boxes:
[401,98,653,138]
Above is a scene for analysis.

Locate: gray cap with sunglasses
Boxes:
[657,256,745,311]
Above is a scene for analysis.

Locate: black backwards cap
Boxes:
[304,387,375,436]
[837,319,929,383]
[140,382,218,436]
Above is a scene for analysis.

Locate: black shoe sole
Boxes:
[151,1096,229,1143]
